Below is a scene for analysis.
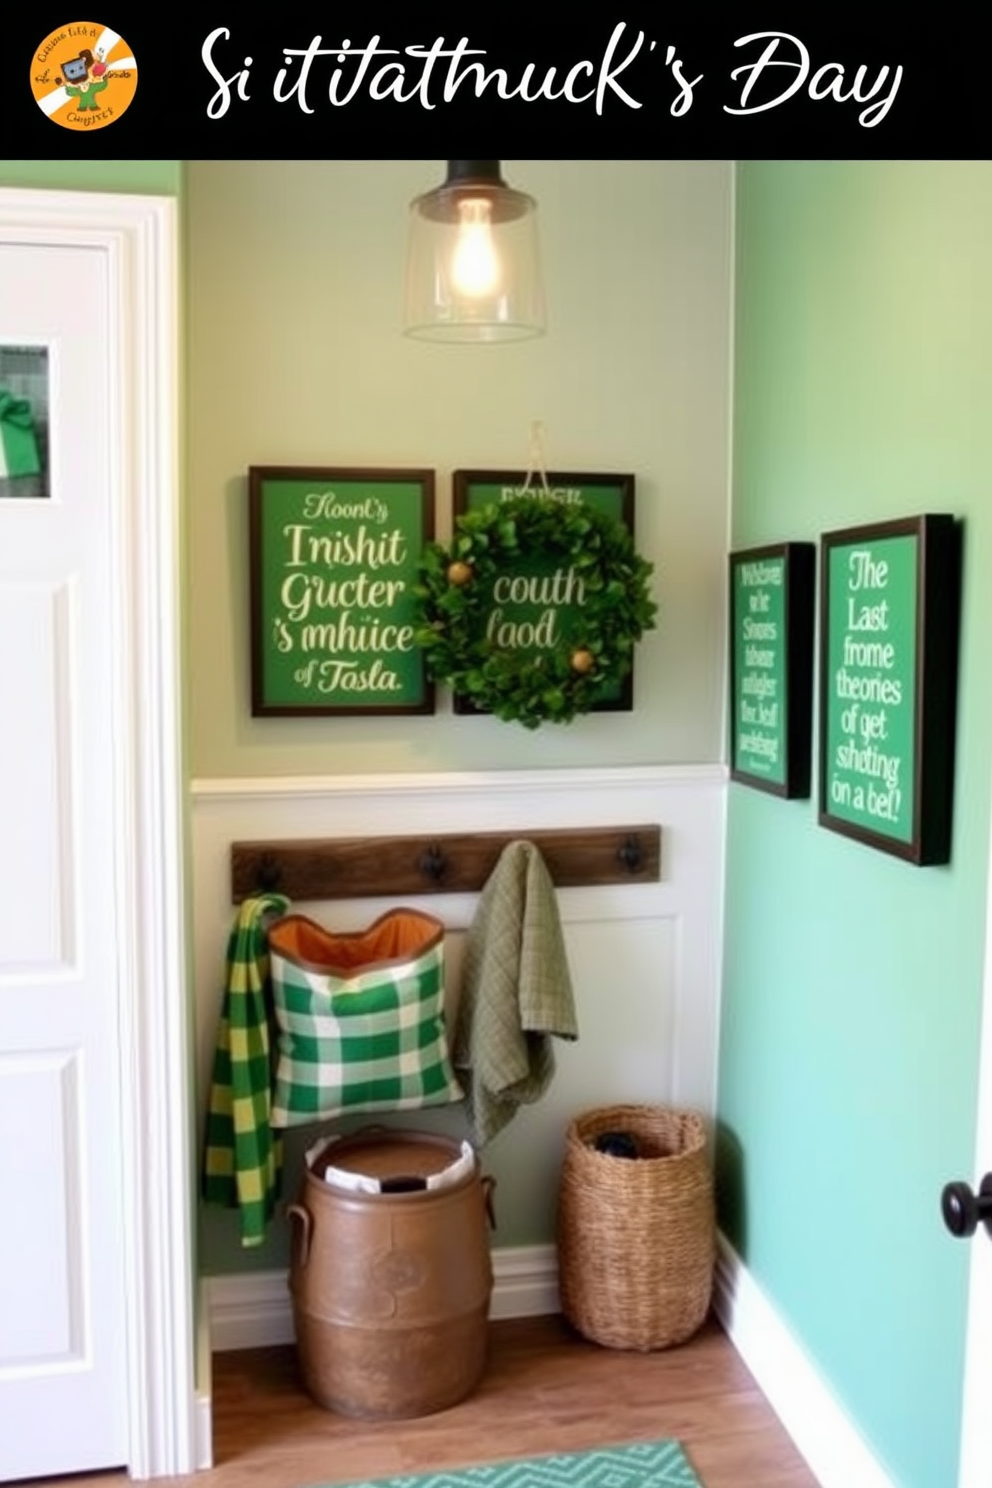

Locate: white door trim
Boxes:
[0,188,195,1479]
[958,809,992,1486]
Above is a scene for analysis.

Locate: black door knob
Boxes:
[941,1173,992,1239]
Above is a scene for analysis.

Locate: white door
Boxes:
[0,243,129,1479]
[0,192,197,1480]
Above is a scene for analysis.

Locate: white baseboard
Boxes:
[195,1282,215,1468]
[195,1392,213,1472]
[488,1244,561,1321]
[206,1243,560,1354]
[712,1233,895,1488]
[207,1269,295,1351]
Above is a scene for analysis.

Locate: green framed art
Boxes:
[729,542,815,798]
[249,465,435,716]
[818,515,962,864]
[451,469,638,716]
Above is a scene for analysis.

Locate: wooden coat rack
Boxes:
[231,825,661,902]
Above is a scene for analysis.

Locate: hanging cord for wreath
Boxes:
[519,420,552,501]
[413,494,657,730]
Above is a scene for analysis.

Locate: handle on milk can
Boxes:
[286,1202,312,1267]
[481,1175,497,1230]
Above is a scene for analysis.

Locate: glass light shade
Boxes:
[404,161,546,343]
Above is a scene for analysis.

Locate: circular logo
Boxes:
[31,23,137,131]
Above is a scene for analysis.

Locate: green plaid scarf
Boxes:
[201,893,290,1246]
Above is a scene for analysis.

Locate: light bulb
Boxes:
[451,198,500,298]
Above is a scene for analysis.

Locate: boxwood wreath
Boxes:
[414,496,657,729]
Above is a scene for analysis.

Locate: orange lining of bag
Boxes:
[268,909,444,976]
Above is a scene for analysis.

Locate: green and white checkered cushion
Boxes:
[267,909,463,1127]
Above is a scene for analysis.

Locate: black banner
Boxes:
[12,8,983,158]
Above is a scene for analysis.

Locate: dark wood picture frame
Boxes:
[729,542,815,798]
[451,469,637,716]
[818,514,962,864]
[248,465,436,717]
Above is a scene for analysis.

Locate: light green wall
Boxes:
[0,160,181,194]
[719,161,992,1488]
[185,160,732,778]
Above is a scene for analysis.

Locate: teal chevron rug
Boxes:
[312,1441,702,1488]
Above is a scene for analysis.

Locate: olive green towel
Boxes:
[453,840,577,1146]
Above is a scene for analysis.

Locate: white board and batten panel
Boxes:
[191,764,726,1265]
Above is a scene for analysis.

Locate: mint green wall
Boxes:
[719,161,992,1488]
[0,161,181,193]
[185,160,732,778]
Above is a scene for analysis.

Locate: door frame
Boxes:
[959,802,992,1486]
[0,188,196,1479]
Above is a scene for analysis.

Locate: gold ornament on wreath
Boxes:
[413,496,657,729]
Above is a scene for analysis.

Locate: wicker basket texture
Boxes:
[557,1103,715,1351]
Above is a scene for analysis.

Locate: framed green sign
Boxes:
[729,542,815,798]
[249,466,435,716]
[819,515,962,864]
[451,470,636,715]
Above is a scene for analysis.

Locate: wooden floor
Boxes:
[40,1314,820,1488]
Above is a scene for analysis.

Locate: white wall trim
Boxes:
[113,193,197,1484]
[208,1270,296,1352]
[195,1394,213,1475]
[206,1243,560,1354]
[712,1233,894,1488]
[957,745,992,1487]
[489,1244,560,1320]
[0,190,195,1480]
[190,763,727,802]
[195,1285,214,1471]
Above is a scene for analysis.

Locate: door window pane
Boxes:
[0,346,49,499]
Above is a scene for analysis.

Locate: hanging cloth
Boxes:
[201,892,289,1246]
[453,840,578,1147]
[0,388,41,478]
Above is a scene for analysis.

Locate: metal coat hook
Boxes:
[256,850,283,892]
[418,844,448,884]
[617,835,643,873]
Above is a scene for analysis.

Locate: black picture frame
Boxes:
[818,514,962,864]
[451,469,637,716]
[728,542,815,798]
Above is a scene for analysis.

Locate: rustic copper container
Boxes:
[288,1129,494,1418]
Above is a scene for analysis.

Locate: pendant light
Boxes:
[404,160,546,343]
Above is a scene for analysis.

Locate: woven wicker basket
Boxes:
[556,1104,715,1351]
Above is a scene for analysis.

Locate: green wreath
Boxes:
[413,496,657,729]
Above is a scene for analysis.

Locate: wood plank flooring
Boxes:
[36,1314,820,1488]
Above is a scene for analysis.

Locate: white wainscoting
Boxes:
[206,1244,561,1353]
[191,764,726,1341]
[191,763,725,1125]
